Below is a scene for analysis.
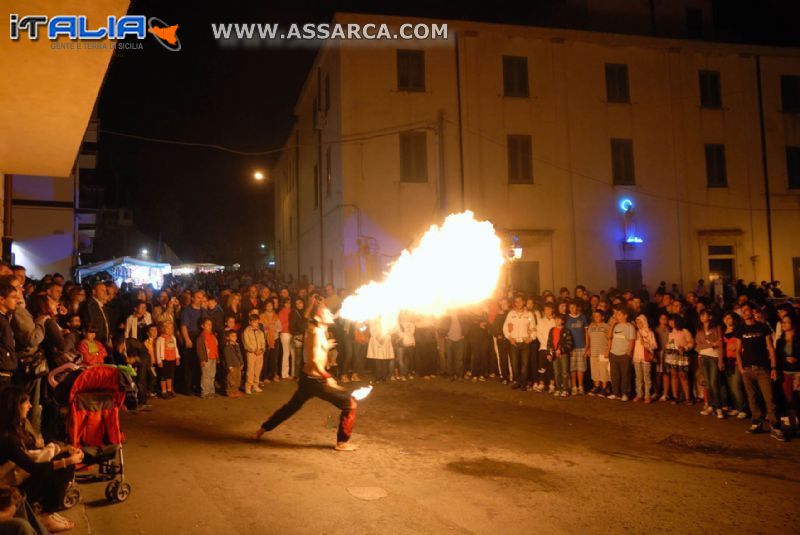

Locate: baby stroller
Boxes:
[66,365,133,505]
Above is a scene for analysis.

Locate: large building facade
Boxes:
[273,12,800,296]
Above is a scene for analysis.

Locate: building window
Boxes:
[686,8,703,39]
[610,138,635,185]
[605,63,630,103]
[502,56,529,98]
[781,75,800,112]
[326,146,332,197]
[397,50,425,92]
[399,131,427,182]
[507,135,533,184]
[705,143,728,188]
[699,70,722,108]
[313,164,319,207]
[324,73,330,112]
[708,245,734,255]
[787,146,800,189]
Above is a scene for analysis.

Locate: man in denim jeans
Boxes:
[503,296,536,390]
[737,303,785,441]
[442,313,465,381]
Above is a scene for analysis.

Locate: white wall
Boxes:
[11,175,75,278]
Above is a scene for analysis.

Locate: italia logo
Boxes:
[9,14,180,51]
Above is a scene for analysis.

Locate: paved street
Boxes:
[63,378,800,534]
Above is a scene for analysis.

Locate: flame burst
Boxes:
[351,386,373,400]
[339,211,505,333]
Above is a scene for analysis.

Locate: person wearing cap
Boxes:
[252,302,359,451]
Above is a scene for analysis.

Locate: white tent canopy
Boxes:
[76,256,171,288]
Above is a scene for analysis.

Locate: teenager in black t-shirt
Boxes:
[736,303,784,441]
[738,320,773,369]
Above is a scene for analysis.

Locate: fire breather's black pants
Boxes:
[261,373,356,443]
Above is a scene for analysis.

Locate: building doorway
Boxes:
[616,260,642,292]
[510,261,540,295]
[709,258,734,283]
[707,244,736,282]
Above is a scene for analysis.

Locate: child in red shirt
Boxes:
[78,324,107,366]
[197,318,219,399]
[547,315,575,397]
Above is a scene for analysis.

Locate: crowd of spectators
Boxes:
[0,259,795,533]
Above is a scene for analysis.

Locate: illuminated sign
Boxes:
[9,15,146,40]
[620,198,643,245]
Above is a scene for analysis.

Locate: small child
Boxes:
[223,330,244,398]
[196,318,219,399]
[222,314,240,340]
[547,315,575,397]
[63,314,82,354]
[77,324,107,366]
[242,313,266,394]
[156,321,181,398]
[143,324,159,399]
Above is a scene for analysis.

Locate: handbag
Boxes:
[0,461,28,486]
[0,443,60,487]
[19,349,49,379]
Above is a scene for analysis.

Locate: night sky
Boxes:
[95,0,799,266]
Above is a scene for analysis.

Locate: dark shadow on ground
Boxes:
[152,419,334,451]
[254,438,333,451]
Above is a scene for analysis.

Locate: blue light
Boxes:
[619,198,633,212]
[625,236,644,244]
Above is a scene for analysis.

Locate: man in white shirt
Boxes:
[124,301,153,341]
[502,296,535,390]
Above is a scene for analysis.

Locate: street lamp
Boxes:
[254,171,265,181]
[140,248,149,258]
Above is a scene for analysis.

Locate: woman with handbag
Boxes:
[696,309,725,418]
[20,295,67,437]
[29,295,70,369]
[633,315,657,404]
[0,386,83,533]
[665,314,695,405]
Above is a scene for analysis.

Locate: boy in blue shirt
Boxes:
[565,301,589,395]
